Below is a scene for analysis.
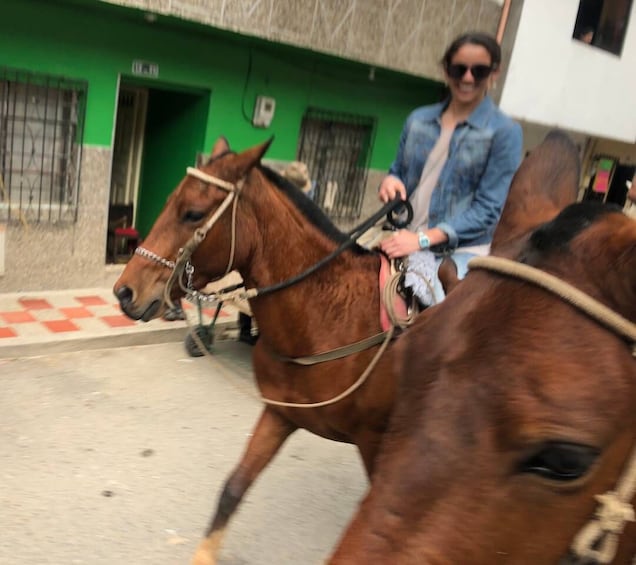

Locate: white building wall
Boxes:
[500,0,636,143]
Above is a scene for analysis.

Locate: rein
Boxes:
[469,255,636,565]
[260,327,396,408]
[200,194,409,301]
[137,166,407,306]
[265,331,390,366]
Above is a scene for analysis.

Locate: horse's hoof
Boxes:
[191,536,221,565]
[184,326,215,357]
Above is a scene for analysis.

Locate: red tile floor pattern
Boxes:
[0,290,230,341]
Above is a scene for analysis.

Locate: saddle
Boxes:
[378,254,411,331]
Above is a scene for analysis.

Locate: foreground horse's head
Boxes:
[330,133,636,564]
[333,204,636,564]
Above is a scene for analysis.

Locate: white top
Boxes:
[409,127,453,233]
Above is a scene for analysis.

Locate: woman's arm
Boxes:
[436,120,523,248]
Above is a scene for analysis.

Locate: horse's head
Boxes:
[430,207,635,562]
[331,133,636,564]
[334,204,636,564]
[114,137,271,321]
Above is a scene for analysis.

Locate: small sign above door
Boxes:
[132,60,159,78]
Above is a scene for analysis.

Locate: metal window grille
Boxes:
[0,67,87,224]
[297,108,376,222]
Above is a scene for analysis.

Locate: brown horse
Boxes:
[114,137,412,564]
[328,132,636,563]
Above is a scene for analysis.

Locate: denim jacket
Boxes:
[388,95,523,249]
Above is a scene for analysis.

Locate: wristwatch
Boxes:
[417,231,431,250]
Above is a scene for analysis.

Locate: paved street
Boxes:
[0,341,366,565]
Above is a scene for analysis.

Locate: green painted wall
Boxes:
[137,89,209,238]
[0,0,441,171]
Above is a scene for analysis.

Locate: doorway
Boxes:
[106,81,209,263]
[106,86,147,262]
[109,86,147,212]
[606,163,635,207]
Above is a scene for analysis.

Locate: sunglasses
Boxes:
[446,63,494,81]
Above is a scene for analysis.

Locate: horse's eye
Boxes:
[182,210,206,223]
[520,442,599,481]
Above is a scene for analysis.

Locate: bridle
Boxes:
[470,256,636,565]
[136,166,244,309]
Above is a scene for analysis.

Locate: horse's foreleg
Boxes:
[355,431,384,478]
[191,407,296,565]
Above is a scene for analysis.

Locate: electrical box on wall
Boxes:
[252,96,276,128]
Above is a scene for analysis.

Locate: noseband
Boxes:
[135,166,244,308]
[470,256,636,565]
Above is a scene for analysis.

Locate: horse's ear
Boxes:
[602,217,636,322]
[210,137,230,158]
[491,130,580,257]
[232,137,274,175]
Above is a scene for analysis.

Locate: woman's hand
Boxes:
[380,227,449,258]
[379,229,420,259]
[378,175,407,203]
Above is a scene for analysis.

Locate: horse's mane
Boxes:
[522,201,621,259]
[258,165,370,256]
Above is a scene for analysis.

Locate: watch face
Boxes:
[418,233,430,249]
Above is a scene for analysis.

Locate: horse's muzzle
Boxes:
[114,286,161,322]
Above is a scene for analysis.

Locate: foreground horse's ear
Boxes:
[210,137,231,158]
[492,130,580,257]
[605,218,636,321]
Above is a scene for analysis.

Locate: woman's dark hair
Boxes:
[441,32,501,70]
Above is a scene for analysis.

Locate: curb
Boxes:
[0,318,238,359]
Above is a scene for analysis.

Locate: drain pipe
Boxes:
[496,0,512,44]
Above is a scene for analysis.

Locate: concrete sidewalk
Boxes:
[0,286,239,359]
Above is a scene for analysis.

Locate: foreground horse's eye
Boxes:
[182,210,206,223]
[520,442,599,481]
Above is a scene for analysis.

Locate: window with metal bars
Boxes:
[0,68,87,224]
[297,108,376,222]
